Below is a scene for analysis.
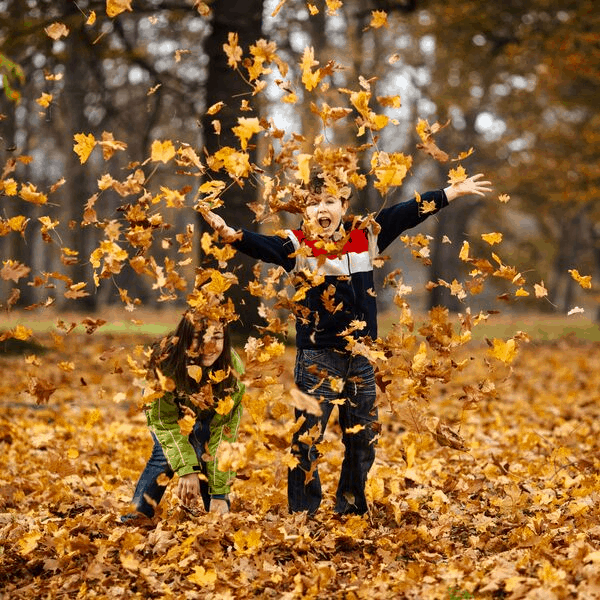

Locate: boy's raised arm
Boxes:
[200,209,243,243]
[443,173,492,202]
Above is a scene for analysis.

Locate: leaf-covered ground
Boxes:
[1,324,600,600]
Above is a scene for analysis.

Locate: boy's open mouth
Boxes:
[318,218,331,229]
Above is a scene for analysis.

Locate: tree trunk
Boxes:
[200,0,265,335]
[549,207,589,313]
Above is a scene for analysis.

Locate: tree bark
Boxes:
[200,1,265,335]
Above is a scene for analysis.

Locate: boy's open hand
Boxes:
[201,210,242,243]
[444,173,492,202]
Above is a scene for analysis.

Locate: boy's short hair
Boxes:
[306,167,351,202]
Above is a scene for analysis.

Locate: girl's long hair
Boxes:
[147,312,235,397]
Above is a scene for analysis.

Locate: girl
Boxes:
[121,312,244,521]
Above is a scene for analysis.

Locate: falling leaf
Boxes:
[36,93,53,108]
[232,117,263,150]
[498,193,510,203]
[187,365,203,383]
[86,11,97,25]
[224,31,242,68]
[45,22,69,40]
[98,131,127,160]
[448,165,467,185]
[481,232,503,246]
[151,140,176,164]
[488,338,518,364]
[568,269,592,289]
[534,281,548,298]
[369,10,388,29]
[1,260,30,282]
[567,306,584,315]
[73,133,96,164]
[106,0,133,18]
[207,101,225,115]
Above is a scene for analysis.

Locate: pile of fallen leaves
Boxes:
[2,326,600,599]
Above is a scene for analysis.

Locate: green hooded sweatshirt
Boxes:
[145,350,245,495]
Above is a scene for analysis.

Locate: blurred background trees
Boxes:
[0,0,597,324]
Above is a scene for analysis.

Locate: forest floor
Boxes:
[1,309,600,599]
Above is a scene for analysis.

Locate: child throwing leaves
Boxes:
[201,169,490,516]
[121,311,244,521]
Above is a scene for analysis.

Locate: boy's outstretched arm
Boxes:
[201,209,243,243]
[444,173,492,202]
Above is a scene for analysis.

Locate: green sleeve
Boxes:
[205,351,246,495]
[146,392,200,477]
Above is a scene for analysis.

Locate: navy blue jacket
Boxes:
[233,190,448,350]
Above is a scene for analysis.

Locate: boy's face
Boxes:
[304,192,348,239]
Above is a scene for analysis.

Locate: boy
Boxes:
[202,171,491,515]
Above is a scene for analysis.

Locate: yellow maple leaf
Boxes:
[8,215,28,233]
[515,287,529,297]
[215,394,234,415]
[233,529,262,554]
[296,153,312,184]
[481,232,503,246]
[223,32,242,69]
[13,325,33,341]
[209,368,230,384]
[568,269,592,289]
[19,531,42,555]
[160,186,186,208]
[212,147,251,179]
[205,270,235,294]
[20,183,48,205]
[1,178,17,195]
[326,0,342,15]
[45,22,70,40]
[488,338,517,364]
[151,139,176,163]
[300,46,320,91]
[232,117,263,150]
[187,566,218,585]
[371,151,413,194]
[73,133,96,164]
[459,241,470,261]
[36,93,53,108]
[106,0,133,19]
[370,10,388,28]
[498,193,510,203]
[448,165,467,185]
[86,11,97,25]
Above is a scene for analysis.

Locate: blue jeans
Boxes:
[289,349,378,515]
[131,419,212,517]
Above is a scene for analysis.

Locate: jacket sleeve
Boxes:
[375,189,449,253]
[146,392,201,477]
[205,350,246,495]
[233,229,296,271]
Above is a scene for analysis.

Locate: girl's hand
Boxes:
[177,473,200,506]
[202,210,242,243]
[444,173,492,202]
[209,498,230,514]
